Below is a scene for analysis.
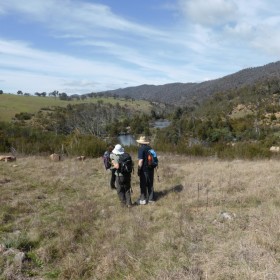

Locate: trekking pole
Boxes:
[206,187,209,210]
[155,167,160,182]
[197,183,200,209]
[130,174,133,194]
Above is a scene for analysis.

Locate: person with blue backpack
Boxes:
[136,136,158,205]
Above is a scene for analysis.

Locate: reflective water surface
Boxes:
[117,119,171,146]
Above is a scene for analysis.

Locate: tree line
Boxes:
[2,78,280,159]
[0,101,166,157]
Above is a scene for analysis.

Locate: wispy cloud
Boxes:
[0,0,279,93]
[178,0,237,26]
[0,38,160,93]
[0,0,165,38]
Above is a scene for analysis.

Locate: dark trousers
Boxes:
[110,169,116,189]
[115,175,132,206]
[140,169,154,201]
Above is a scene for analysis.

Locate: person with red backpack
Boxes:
[136,136,158,205]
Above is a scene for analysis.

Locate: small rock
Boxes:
[221,212,233,220]
[0,244,6,253]
[215,211,236,223]
[14,252,25,266]
[3,248,17,256]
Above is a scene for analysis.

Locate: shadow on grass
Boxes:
[154,184,183,201]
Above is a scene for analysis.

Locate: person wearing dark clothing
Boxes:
[103,145,116,189]
[111,144,132,208]
[136,136,155,205]
[110,169,116,189]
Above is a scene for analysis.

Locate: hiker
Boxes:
[136,136,155,205]
[103,145,116,189]
[110,144,133,208]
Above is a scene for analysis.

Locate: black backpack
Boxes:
[118,152,133,174]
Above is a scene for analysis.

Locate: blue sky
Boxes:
[0,0,280,95]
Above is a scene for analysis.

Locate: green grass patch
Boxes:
[0,94,152,122]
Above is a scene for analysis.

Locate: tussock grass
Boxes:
[1,154,280,279]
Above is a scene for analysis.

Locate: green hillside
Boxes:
[0,94,153,122]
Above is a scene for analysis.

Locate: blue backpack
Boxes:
[147,149,158,169]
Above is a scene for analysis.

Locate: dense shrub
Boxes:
[14,112,33,120]
[63,134,106,157]
[0,123,107,157]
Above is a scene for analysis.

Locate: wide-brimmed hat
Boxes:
[112,144,124,155]
[136,136,150,144]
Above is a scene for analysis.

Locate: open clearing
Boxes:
[0,94,152,122]
[1,154,280,279]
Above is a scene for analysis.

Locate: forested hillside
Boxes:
[101,61,280,106]
[154,77,280,158]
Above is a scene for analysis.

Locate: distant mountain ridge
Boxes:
[101,61,280,106]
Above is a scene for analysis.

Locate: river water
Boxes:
[151,119,171,129]
[117,119,171,146]
[117,134,137,146]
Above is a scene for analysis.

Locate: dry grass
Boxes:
[1,154,280,279]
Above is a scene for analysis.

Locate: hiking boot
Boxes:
[148,200,155,203]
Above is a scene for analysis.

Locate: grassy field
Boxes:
[1,154,280,279]
[0,94,152,122]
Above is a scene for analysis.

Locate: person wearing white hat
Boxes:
[110,144,133,208]
[136,136,155,205]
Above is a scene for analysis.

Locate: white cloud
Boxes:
[0,0,164,39]
[221,1,280,56]
[0,0,280,93]
[0,0,175,74]
[0,39,134,92]
[0,36,228,93]
[176,0,280,60]
[0,38,188,93]
[178,0,237,26]
[252,29,280,56]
